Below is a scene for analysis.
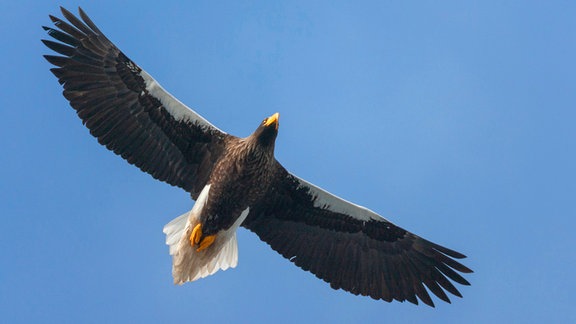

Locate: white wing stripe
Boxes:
[140,70,226,133]
[293,175,387,222]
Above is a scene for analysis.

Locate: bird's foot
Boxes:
[190,223,216,252]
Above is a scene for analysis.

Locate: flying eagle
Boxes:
[43,7,472,307]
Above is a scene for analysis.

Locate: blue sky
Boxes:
[1,1,575,323]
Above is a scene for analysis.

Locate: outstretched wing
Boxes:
[243,164,472,307]
[43,7,230,198]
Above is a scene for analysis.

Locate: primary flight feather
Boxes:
[43,7,472,307]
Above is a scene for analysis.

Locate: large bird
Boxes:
[43,7,472,307]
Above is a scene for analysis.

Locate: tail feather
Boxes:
[162,184,245,284]
[163,208,241,283]
[164,211,189,255]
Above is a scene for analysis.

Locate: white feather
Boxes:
[163,211,189,255]
[140,70,225,133]
[293,175,388,222]
[162,184,249,284]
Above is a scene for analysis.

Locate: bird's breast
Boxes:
[199,147,275,235]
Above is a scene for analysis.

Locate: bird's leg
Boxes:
[190,224,203,245]
[190,223,216,252]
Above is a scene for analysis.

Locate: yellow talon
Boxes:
[190,223,216,252]
[196,235,215,252]
[191,223,203,245]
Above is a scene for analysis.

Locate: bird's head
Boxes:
[252,112,280,147]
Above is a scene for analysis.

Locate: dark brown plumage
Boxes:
[43,7,472,307]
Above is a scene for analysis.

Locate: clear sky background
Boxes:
[1,1,575,323]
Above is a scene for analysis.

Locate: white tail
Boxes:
[163,184,248,284]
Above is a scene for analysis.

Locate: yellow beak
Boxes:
[264,112,280,129]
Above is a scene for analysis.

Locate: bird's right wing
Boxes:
[243,163,472,307]
[43,7,230,198]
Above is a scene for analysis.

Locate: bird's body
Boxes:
[43,7,472,307]
[165,123,281,283]
[202,127,278,236]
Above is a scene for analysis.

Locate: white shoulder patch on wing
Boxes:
[293,175,387,222]
[140,70,225,133]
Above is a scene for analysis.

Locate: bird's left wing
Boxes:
[43,7,230,198]
[243,163,472,307]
